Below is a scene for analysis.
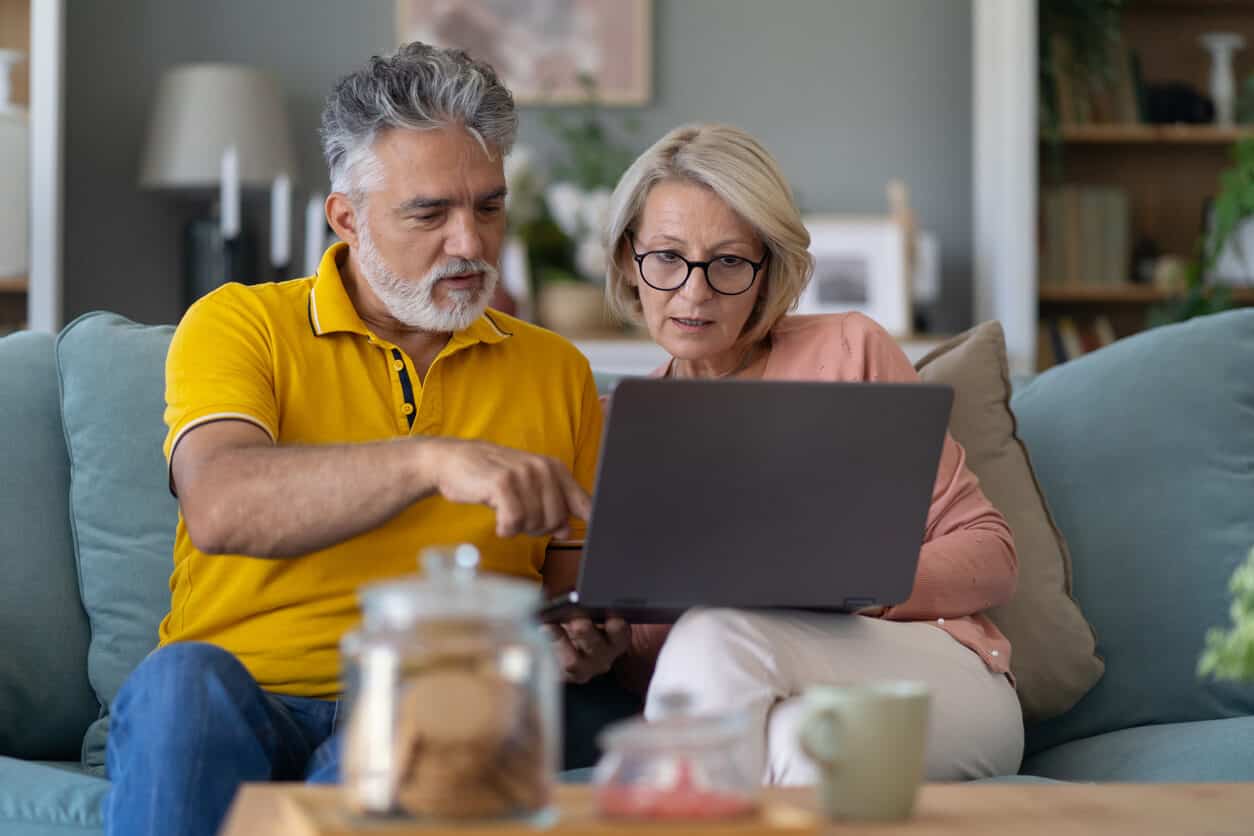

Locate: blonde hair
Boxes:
[603,123,813,346]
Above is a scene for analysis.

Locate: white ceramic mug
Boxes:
[797,680,930,821]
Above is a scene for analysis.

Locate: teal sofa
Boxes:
[2,310,1254,834]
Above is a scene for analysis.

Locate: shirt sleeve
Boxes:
[163,284,280,473]
[850,315,1019,620]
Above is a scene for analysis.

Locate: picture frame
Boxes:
[799,216,912,337]
[396,0,652,105]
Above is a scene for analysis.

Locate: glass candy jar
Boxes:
[340,545,559,823]
[593,693,759,821]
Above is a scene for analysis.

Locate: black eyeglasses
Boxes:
[629,240,767,296]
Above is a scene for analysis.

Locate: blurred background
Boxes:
[1,0,977,334]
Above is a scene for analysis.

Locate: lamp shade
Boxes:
[139,63,295,189]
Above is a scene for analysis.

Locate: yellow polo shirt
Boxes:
[158,243,602,698]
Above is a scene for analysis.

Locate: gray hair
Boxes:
[320,41,518,199]
[603,123,814,347]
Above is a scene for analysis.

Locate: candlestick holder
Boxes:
[185,210,257,305]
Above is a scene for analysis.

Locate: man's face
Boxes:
[349,126,508,332]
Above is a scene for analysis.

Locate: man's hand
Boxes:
[420,438,592,539]
[549,617,630,684]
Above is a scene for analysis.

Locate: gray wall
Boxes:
[65,0,973,331]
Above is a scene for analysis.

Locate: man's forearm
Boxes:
[189,438,435,558]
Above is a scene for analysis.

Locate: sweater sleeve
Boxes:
[849,315,1018,620]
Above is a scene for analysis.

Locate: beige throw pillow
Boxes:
[915,321,1103,724]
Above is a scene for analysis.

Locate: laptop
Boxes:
[539,377,953,624]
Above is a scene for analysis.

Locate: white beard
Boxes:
[355,225,500,332]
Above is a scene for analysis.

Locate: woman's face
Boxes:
[630,179,767,372]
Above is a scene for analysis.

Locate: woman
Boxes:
[600,123,1023,784]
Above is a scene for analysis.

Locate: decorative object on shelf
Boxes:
[397,0,652,105]
[887,179,942,332]
[1143,81,1214,126]
[0,49,28,281]
[1198,546,1254,684]
[1200,33,1245,128]
[799,216,911,338]
[139,63,296,306]
[535,279,617,338]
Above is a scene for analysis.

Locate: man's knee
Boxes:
[114,642,253,718]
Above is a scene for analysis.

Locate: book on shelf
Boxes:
[1039,185,1130,286]
[1038,314,1118,368]
[1057,317,1085,360]
[1093,314,1117,348]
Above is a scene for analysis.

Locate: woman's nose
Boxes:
[677,264,716,302]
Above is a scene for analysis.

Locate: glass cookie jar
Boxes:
[593,693,760,821]
[340,545,560,823]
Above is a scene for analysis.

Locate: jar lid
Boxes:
[359,544,539,630]
[598,696,749,753]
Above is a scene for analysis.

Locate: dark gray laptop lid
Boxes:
[576,378,953,616]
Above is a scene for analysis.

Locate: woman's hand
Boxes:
[548,617,630,684]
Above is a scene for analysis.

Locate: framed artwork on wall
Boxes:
[396,0,652,105]
[799,216,912,337]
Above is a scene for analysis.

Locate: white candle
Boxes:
[220,145,240,240]
[270,173,291,268]
[304,193,325,276]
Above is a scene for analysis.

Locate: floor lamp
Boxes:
[139,63,296,307]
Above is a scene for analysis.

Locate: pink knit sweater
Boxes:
[615,312,1017,691]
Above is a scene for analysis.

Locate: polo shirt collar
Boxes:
[309,242,513,350]
[308,243,371,337]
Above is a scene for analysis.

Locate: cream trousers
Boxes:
[644,608,1024,785]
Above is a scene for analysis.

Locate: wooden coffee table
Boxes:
[220,782,1254,835]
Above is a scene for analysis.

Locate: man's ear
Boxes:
[326,192,361,248]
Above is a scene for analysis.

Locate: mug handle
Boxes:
[798,704,844,769]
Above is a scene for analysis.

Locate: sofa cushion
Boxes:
[915,322,1103,724]
[56,314,178,771]
[1022,717,1254,782]
[0,332,98,761]
[0,757,106,834]
[1011,310,1254,755]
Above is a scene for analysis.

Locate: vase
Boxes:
[536,281,619,338]
[1201,32,1246,127]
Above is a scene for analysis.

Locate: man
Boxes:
[104,43,636,836]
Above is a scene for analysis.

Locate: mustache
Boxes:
[429,258,498,282]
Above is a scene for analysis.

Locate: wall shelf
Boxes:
[1039,284,1254,304]
[1050,125,1254,144]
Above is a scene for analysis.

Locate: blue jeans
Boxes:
[103,642,340,836]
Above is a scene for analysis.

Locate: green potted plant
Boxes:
[1199,546,1254,683]
[505,81,639,336]
[1038,0,1127,151]
[1148,138,1254,326]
